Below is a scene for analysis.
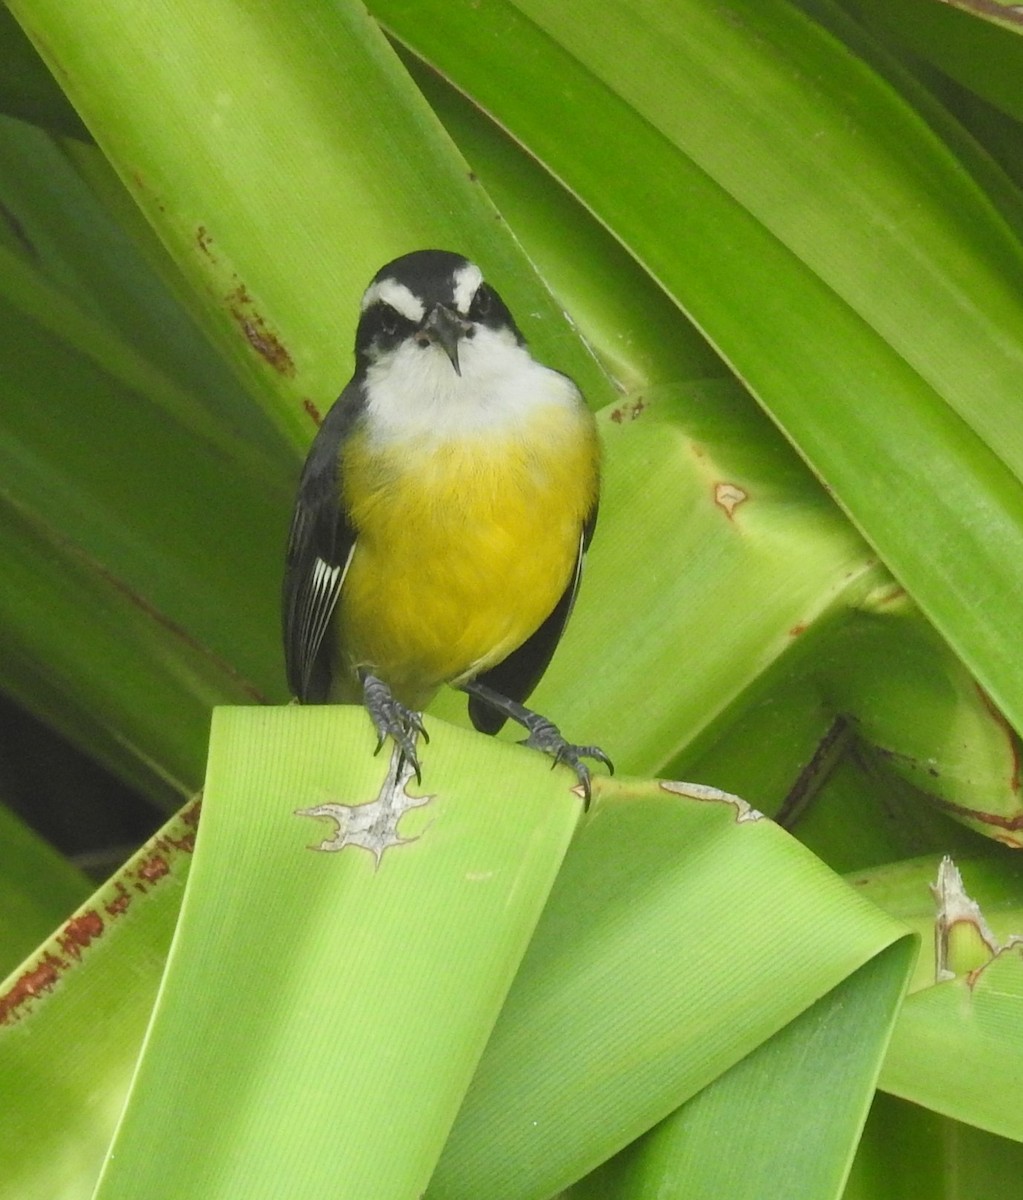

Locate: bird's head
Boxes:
[354,249,524,378]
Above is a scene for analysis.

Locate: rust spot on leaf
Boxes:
[105,881,132,918]
[227,284,295,375]
[0,954,64,1024]
[58,910,104,960]
[135,854,170,887]
[0,797,202,1024]
[303,397,322,425]
[609,397,646,424]
[196,225,214,257]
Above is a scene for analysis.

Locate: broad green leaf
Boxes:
[0,121,276,455]
[2,717,914,1200]
[0,800,197,1200]
[846,0,1023,125]
[428,782,913,1199]
[821,603,1023,843]
[0,112,296,798]
[93,708,582,1200]
[0,267,290,801]
[570,943,912,1200]
[779,752,991,876]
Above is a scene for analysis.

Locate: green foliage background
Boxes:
[3,0,1023,1197]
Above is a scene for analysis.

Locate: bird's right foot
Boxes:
[359,671,428,783]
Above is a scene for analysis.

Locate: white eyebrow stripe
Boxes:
[360,279,425,322]
[452,262,483,314]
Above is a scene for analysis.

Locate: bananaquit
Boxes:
[283,249,611,798]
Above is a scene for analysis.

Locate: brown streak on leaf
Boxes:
[227,284,295,376]
[105,881,132,918]
[57,910,104,960]
[133,854,170,889]
[4,492,269,702]
[975,685,1021,794]
[608,397,646,425]
[0,798,202,1024]
[0,953,65,1025]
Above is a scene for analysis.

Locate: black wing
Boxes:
[468,502,598,735]
[282,381,365,702]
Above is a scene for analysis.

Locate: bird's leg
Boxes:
[359,670,428,784]
[459,679,613,807]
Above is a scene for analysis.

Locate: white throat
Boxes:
[362,326,580,445]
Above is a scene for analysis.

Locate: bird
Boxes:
[282,249,611,801]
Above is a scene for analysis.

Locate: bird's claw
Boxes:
[361,672,426,784]
[521,716,613,810]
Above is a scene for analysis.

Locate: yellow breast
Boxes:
[334,403,599,709]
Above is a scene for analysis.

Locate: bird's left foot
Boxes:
[360,671,428,783]
[460,679,612,808]
[520,714,613,808]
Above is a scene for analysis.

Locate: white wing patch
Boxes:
[360,278,425,322]
[299,547,355,692]
[452,262,483,314]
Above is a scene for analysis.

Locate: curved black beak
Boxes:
[420,304,468,376]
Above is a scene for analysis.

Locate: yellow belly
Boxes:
[334,405,599,709]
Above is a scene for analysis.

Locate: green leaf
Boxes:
[92,709,582,1200]
[857,854,1023,1141]
[846,0,1023,125]
[0,800,197,1200]
[570,943,912,1200]
[428,782,913,1199]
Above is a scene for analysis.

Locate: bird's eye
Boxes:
[378,304,401,337]
[469,284,494,321]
